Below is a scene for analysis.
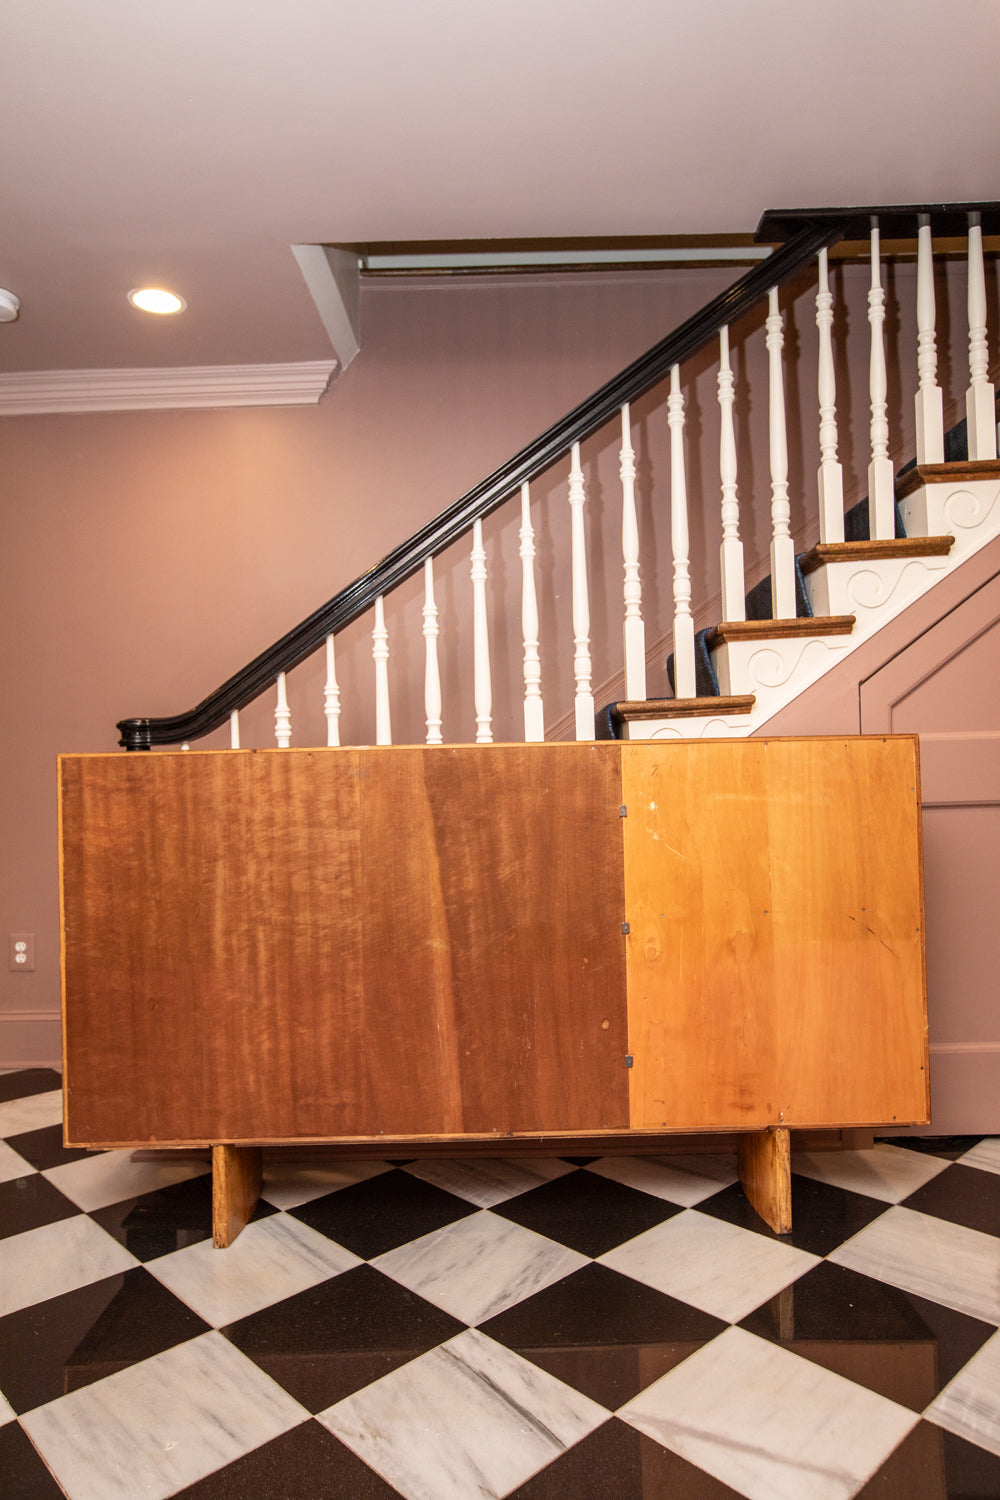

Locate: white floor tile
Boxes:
[147,1211,360,1326]
[402,1157,574,1207]
[0,1216,137,1318]
[585,1153,737,1206]
[829,1205,1000,1325]
[599,1209,819,1323]
[790,1143,950,1202]
[260,1158,392,1210]
[43,1149,210,1211]
[959,1137,1000,1177]
[0,1089,63,1138]
[320,1328,607,1500]
[620,1326,917,1500]
[927,1329,1000,1457]
[21,1330,308,1500]
[0,1138,35,1184]
[373,1209,588,1324]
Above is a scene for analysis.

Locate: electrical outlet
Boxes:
[9,933,35,972]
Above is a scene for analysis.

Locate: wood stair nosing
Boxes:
[614,695,756,722]
[705,615,856,650]
[799,536,955,576]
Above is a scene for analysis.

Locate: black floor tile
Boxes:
[877,1134,982,1160]
[901,1161,1000,1237]
[0,1172,80,1239]
[7,1122,104,1171]
[0,1069,60,1105]
[223,1263,464,1411]
[288,1170,477,1259]
[508,1417,744,1499]
[0,1266,211,1413]
[491,1169,680,1256]
[173,1418,406,1498]
[0,1421,67,1499]
[90,1172,275,1260]
[739,1260,995,1411]
[481,1261,727,1408]
[857,1418,1000,1498]
[697,1172,889,1255]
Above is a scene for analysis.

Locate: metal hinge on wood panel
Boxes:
[625,1055,634,1068]
[621,922,630,935]
[619,804,628,817]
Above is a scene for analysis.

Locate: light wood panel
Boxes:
[622,737,928,1131]
[765,737,928,1126]
[622,741,778,1129]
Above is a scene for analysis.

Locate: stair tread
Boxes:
[799,535,955,576]
[897,458,1000,500]
[707,615,855,648]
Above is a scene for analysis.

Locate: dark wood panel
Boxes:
[62,745,627,1145]
[63,750,366,1143]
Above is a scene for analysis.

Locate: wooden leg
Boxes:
[738,1127,792,1235]
[212,1144,263,1247]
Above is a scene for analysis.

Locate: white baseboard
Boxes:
[0,1010,62,1069]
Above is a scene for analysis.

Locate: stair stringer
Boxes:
[625,468,1000,741]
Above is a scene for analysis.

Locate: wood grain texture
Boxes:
[212,1145,262,1247]
[622,737,928,1131]
[61,745,628,1145]
[622,741,777,1130]
[764,736,929,1127]
[896,458,1000,500]
[799,537,954,576]
[738,1128,792,1234]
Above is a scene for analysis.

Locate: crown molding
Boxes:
[0,360,338,415]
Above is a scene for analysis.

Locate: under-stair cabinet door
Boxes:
[620,737,929,1131]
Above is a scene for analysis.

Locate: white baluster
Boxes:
[423,558,443,745]
[815,250,845,542]
[229,709,240,749]
[324,633,341,747]
[519,482,545,742]
[471,519,493,744]
[372,596,392,745]
[717,327,746,618]
[867,221,896,540]
[766,290,796,617]
[274,671,291,748]
[914,216,944,464]
[620,402,647,700]
[668,365,696,695]
[568,442,595,738]
[966,212,997,461]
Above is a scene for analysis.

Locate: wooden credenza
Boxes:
[59,736,929,1243]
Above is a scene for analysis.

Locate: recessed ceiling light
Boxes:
[128,287,186,315]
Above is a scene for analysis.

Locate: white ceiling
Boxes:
[2,0,997,378]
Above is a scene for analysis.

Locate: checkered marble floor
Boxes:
[2,1070,999,1499]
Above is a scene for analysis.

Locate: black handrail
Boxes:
[118,212,866,748]
[120,216,846,748]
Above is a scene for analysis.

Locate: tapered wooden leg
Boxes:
[212,1144,263,1247]
[738,1127,792,1235]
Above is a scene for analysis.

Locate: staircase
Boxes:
[116,202,1000,756]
